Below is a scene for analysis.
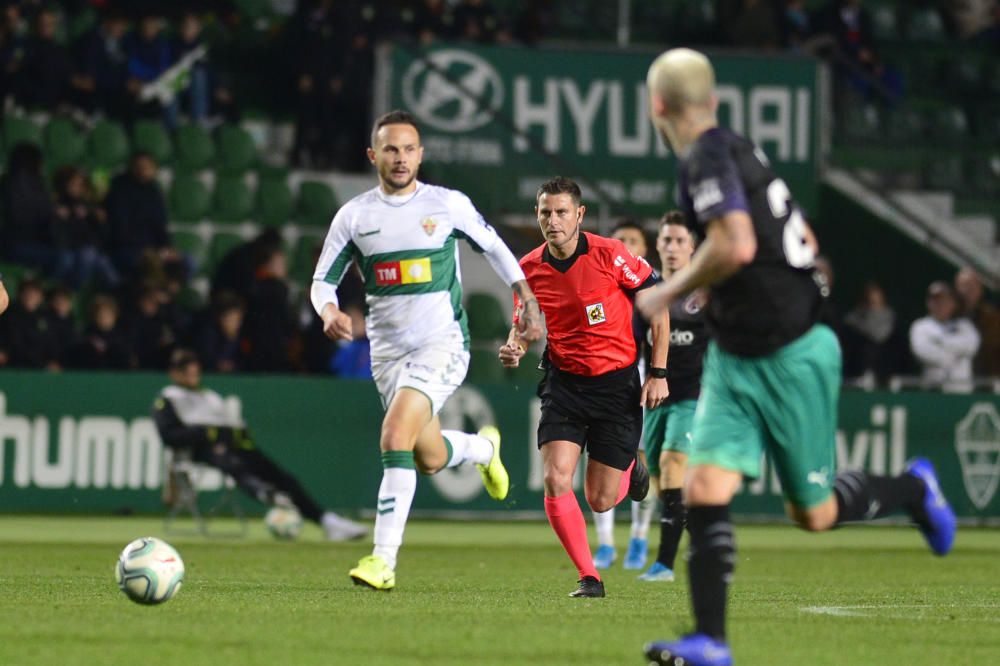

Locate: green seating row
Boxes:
[168,176,337,227]
[3,116,260,175]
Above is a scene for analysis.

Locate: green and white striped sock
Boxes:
[372,450,416,570]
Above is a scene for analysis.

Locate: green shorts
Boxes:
[690,324,841,509]
[643,400,697,478]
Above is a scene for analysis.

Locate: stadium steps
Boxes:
[824,168,1000,288]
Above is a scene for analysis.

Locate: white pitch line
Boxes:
[800,604,1000,621]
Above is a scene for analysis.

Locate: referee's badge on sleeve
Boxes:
[586,302,606,326]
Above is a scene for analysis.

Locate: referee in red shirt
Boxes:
[500,177,670,598]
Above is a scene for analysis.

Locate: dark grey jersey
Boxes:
[677,127,823,357]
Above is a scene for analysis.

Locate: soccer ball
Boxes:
[115,537,185,605]
[265,506,303,540]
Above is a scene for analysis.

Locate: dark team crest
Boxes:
[955,403,1000,510]
[683,293,702,315]
[421,217,438,236]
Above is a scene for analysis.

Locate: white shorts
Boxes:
[371,347,470,415]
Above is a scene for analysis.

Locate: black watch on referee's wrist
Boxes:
[648,366,667,379]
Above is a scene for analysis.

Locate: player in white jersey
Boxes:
[311,110,543,590]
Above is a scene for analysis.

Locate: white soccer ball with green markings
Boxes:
[265,506,303,540]
[115,537,185,605]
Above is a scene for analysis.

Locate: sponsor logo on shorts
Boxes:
[374,258,432,286]
[807,467,830,488]
[955,402,1000,510]
[586,302,606,325]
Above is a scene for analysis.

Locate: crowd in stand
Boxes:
[827,266,1000,388]
[0,2,237,128]
[0,0,998,385]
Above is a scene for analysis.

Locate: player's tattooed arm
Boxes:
[512,279,543,342]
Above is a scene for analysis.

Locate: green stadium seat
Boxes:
[216,125,257,175]
[256,177,294,228]
[467,292,510,342]
[133,120,173,165]
[168,174,211,222]
[467,348,506,384]
[170,230,208,269]
[297,180,337,227]
[839,104,880,144]
[0,261,27,296]
[87,120,129,170]
[233,0,273,21]
[906,10,946,42]
[883,108,923,143]
[175,124,215,172]
[926,106,968,142]
[973,107,1000,142]
[212,176,254,223]
[871,5,898,41]
[967,156,1000,195]
[44,118,86,169]
[292,235,323,282]
[4,117,43,153]
[207,231,246,272]
[923,156,963,191]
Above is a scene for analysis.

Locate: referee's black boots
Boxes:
[569,576,605,598]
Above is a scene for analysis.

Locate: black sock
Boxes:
[687,504,734,642]
[834,470,927,525]
[656,487,686,569]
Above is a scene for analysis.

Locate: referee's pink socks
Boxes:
[615,459,636,505]
[545,491,600,581]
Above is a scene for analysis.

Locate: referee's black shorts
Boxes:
[536,363,642,470]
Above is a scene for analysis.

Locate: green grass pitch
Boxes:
[1,516,998,665]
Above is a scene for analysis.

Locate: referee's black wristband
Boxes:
[649,367,667,379]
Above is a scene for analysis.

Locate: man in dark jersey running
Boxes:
[637,211,708,584]
[638,48,956,666]
[498,177,669,598]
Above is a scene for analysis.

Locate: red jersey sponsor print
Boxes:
[515,232,652,377]
[373,258,432,286]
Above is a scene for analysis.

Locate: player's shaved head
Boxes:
[646,48,715,114]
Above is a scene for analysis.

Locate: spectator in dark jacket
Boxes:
[0,143,71,279]
[0,278,60,368]
[65,293,133,369]
[243,245,294,372]
[72,9,130,118]
[173,11,236,126]
[211,229,282,301]
[16,8,73,110]
[106,152,174,278]
[45,283,77,365]
[52,166,119,289]
[124,14,173,122]
[125,282,178,370]
[195,290,246,373]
